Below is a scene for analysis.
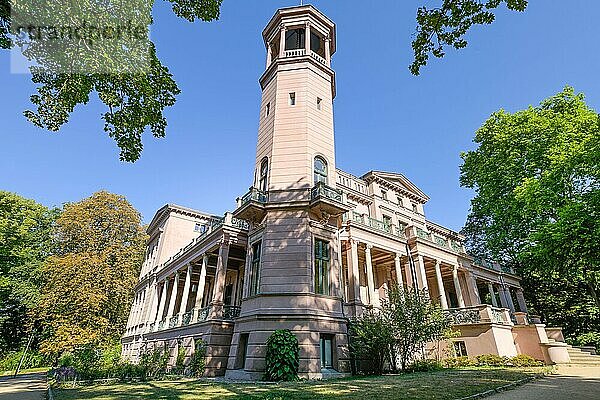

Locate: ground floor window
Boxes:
[237,333,249,370]
[454,341,468,357]
[320,334,334,369]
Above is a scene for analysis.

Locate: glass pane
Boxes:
[285,28,305,50]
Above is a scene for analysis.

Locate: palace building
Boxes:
[121,5,570,379]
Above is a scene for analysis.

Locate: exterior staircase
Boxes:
[565,343,600,366]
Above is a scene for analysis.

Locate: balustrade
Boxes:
[445,305,512,326]
[311,182,343,202]
[223,305,242,320]
[181,311,193,326]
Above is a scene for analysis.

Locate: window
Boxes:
[237,333,249,369]
[285,28,305,50]
[412,203,418,213]
[314,239,330,295]
[381,190,388,200]
[382,215,392,229]
[249,241,262,296]
[317,97,322,110]
[320,334,334,369]
[314,156,328,185]
[259,158,268,192]
[265,102,271,117]
[289,92,296,106]
[194,223,207,234]
[454,341,468,357]
[311,32,325,57]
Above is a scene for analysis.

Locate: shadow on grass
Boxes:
[52,368,544,400]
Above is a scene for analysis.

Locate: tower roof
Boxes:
[262,5,336,55]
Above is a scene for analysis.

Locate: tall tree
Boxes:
[0,191,56,354]
[35,191,147,355]
[460,87,600,336]
[1,1,526,161]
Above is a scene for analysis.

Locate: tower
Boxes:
[229,5,350,379]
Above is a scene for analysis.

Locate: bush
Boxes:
[509,354,543,367]
[475,354,508,367]
[349,310,394,375]
[0,350,47,371]
[138,347,169,381]
[264,330,299,382]
[572,332,600,353]
[405,359,443,373]
[442,356,475,368]
[187,340,207,377]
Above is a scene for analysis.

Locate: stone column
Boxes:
[155,279,169,327]
[347,239,361,304]
[452,266,466,308]
[434,261,448,309]
[487,282,499,307]
[502,287,516,312]
[210,239,230,318]
[516,289,528,313]
[279,24,286,58]
[394,254,404,288]
[305,22,311,54]
[365,245,379,306]
[145,279,159,327]
[417,254,429,291]
[178,265,193,323]
[266,43,272,68]
[166,272,180,320]
[464,270,481,306]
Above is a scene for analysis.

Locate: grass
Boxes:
[52,367,550,400]
[1,366,50,376]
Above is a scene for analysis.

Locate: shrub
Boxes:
[475,354,508,367]
[138,348,169,381]
[573,332,600,353]
[187,340,207,377]
[443,356,475,368]
[509,354,543,367]
[264,330,299,382]
[405,359,443,373]
[349,310,394,375]
[0,350,47,371]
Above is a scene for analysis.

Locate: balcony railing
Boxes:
[231,217,250,230]
[311,182,343,203]
[168,316,179,329]
[240,188,268,206]
[157,319,165,331]
[223,305,241,320]
[285,49,306,57]
[196,306,211,323]
[343,212,406,239]
[181,311,193,326]
[445,305,512,326]
[473,256,515,275]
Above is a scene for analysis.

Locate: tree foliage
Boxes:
[410,0,528,75]
[35,191,147,355]
[1,0,531,160]
[0,191,56,354]
[350,286,450,373]
[460,87,600,336]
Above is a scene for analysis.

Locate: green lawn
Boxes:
[1,366,50,376]
[52,367,549,400]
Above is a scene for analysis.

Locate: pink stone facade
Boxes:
[121,5,568,379]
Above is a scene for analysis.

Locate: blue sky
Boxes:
[1,0,599,231]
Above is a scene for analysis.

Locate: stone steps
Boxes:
[565,346,600,366]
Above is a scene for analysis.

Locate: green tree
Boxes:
[350,286,449,373]
[0,1,527,161]
[0,191,56,354]
[35,191,147,355]
[460,87,600,336]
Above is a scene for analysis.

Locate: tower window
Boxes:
[381,189,388,200]
[412,203,418,213]
[314,239,330,295]
[285,28,305,50]
[249,241,262,296]
[314,156,328,185]
[317,97,322,110]
[258,158,268,192]
[266,102,271,117]
[289,92,296,106]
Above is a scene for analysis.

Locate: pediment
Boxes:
[362,170,429,203]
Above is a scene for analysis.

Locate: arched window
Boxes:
[314,156,328,185]
[259,158,269,192]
